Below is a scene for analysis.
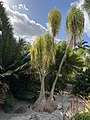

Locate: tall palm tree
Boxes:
[48,9,62,61]
[30,34,54,112]
[50,7,84,100]
[48,8,62,98]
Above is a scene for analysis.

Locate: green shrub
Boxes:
[8,73,40,102]
[45,74,66,92]
[3,92,15,113]
[73,68,90,96]
[72,113,90,120]
[15,77,40,102]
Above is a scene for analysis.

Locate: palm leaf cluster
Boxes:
[48,8,62,37]
[66,7,84,47]
[30,34,54,73]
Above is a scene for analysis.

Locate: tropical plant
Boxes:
[76,45,90,71]
[50,7,84,101]
[55,41,83,80]
[0,2,30,105]
[0,2,17,68]
[48,8,62,61]
[72,112,90,120]
[30,34,54,112]
[46,41,84,93]
[15,76,40,102]
[77,39,89,49]
[48,8,62,99]
[48,8,62,38]
[66,7,84,47]
[73,68,90,97]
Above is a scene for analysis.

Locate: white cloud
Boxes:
[2,3,47,42]
[12,4,28,11]
[71,0,90,37]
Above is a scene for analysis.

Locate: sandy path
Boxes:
[0,92,84,120]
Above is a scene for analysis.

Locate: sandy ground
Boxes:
[0,91,84,120]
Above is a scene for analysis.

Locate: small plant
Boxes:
[72,112,90,120]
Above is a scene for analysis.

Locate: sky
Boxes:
[0,0,90,44]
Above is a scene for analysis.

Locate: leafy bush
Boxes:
[45,73,66,92]
[73,68,90,96]
[72,113,90,120]
[12,74,41,102]
[3,92,15,113]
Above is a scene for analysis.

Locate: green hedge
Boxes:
[72,113,90,120]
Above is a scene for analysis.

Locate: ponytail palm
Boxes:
[50,7,84,100]
[30,34,55,111]
[30,34,54,73]
[66,7,84,47]
[48,8,62,37]
[48,8,62,63]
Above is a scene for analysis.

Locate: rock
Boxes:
[32,99,46,112]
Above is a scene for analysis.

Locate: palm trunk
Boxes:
[38,74,45,101]
[50,37,72,99]
[33,73,46,112]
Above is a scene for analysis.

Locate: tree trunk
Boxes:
[44,38,73,113]
[32,74,46,112]
[38,75,45,100]
[50,38,72,100]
